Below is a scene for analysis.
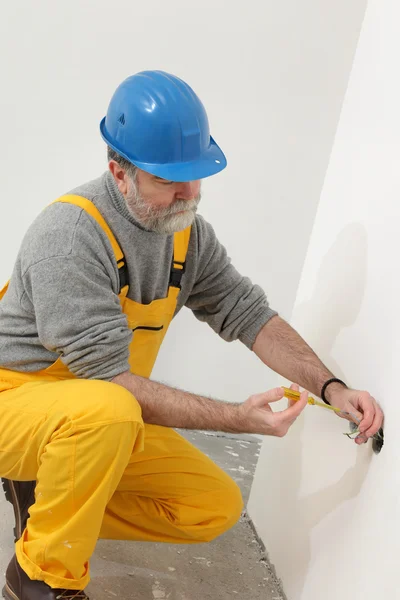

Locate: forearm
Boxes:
[112,371,241,432]
[253,316,343,400]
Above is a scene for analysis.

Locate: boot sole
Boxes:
[2,583,18,600]
[1,480,22,542]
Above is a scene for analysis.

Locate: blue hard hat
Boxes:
[100,70,227,182]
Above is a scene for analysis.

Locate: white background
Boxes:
[249,0,399,597]
[0,0,364,403]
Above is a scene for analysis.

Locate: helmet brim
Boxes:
[101,117,227,182]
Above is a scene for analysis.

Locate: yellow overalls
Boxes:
[0,196,243,590]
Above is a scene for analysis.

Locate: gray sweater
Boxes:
[0,172,277,381]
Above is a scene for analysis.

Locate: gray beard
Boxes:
[125,183,201,234]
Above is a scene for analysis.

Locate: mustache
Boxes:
[140,194,201,219]
[162,194,201,215]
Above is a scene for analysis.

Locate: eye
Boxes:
[155,177,173,185]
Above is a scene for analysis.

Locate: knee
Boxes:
[197,476,244,543]
[214,477,244,535]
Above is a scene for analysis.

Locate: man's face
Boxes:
[126,169,202,234]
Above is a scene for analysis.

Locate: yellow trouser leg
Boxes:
[100,425,244,544]
[0,378,144,590]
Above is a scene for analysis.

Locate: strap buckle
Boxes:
[118,261,129,292]
[169,260,186,290]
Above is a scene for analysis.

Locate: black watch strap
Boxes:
[321,378,348,405]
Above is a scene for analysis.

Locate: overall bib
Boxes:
[0,196,243,590]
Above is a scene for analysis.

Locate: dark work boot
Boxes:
[1,479,36,542]
[3,555,89,600]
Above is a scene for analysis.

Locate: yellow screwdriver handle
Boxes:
[282,386,342,414]
[282,386,314,404]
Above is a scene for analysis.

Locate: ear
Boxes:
[109,160,129,195]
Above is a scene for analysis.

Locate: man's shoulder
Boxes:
[20,176,111,274]
[21,202,84,265]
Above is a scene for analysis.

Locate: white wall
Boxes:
[249,1,399,598]
[0,0,366,404]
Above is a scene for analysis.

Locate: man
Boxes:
[0,70,383,599]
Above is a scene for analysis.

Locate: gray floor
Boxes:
[0,432,285,600]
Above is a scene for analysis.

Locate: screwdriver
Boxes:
[282,386,343,414]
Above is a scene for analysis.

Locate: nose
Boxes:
[176,181,198,200]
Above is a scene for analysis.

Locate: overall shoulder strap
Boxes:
[55,195,124,262]
[54,195,128,291]
[170,226,192,289]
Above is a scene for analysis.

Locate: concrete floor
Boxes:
[0,431,285,600]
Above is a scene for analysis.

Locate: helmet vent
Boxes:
[118,113,126,126]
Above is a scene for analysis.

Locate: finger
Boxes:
[287,382,300,408]
[357,394,376,433]
[278,389,308,422]
[251,387,285,408]
[343,414,367,443]
[339,408,363,425]
[363,402,384,438]
[355,437,366,445]
[355,433,368,445]
[342,410,366,444]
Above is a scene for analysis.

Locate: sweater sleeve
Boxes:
[20,206,132,380]
[185,216,278,349]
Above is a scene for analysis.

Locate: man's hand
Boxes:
[326,385,384,444]
[253,318,384,444]
[238,385,308,436]
[113,371,309,435]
